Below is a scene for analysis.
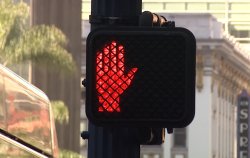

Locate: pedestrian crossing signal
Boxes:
[85,27,196,127]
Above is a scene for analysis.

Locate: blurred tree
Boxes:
[59,149,84,158]
[0,0,75,72]
[51,101,83,158]
[51,100,69,124]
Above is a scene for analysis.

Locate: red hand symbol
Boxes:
[96,41,138,112]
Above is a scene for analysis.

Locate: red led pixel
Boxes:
[96,41,138,112]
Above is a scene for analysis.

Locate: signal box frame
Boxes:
[86,26,196,128]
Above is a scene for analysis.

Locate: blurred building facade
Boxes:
[30,0,82,154]
[82,0,250,51]
[142,0,250,47]
[161,13,250,158]
[138,1,250,157]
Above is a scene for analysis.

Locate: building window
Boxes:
[209,3,225,11]
[173,128,186,148]
[141,154,161,158]
[164,3,185,11]
[187,3,207,10]
[143,3,164,11]
[174,154,185,158]
[230,29,250,38]
[230,3,250,10]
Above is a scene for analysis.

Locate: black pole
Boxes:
[90,0,142,29]
[87,0,142,158]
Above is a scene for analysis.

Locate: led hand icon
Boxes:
[96,41,138,112]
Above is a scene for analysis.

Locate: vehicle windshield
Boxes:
[0,65,58,157]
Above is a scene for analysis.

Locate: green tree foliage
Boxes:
[51,100,69,124]
[0,0,75,72]
[59,149,84,158]
[51,101,84,158]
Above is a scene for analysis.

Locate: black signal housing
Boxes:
[85,26,196,128]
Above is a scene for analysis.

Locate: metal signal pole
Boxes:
[86,0,142,158]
